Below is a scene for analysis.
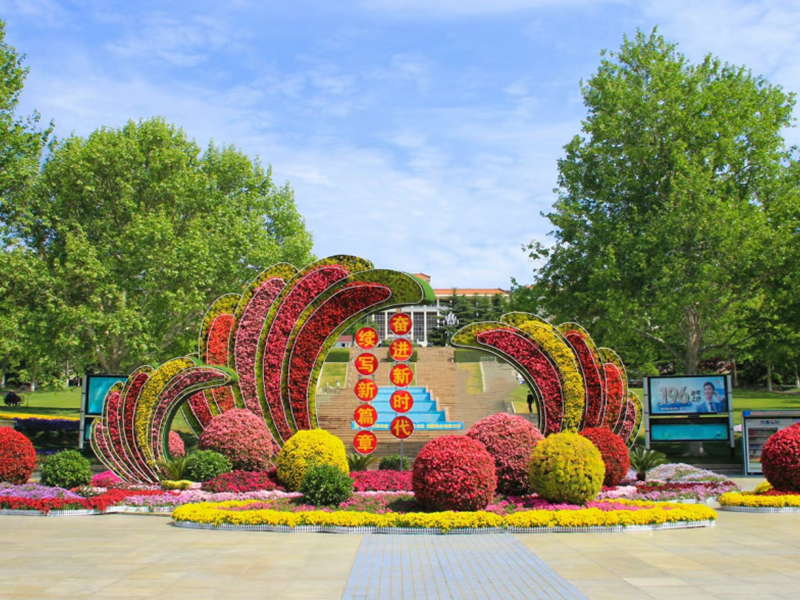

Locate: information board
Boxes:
[650,420,729,442]
[79,374,126,449]
[648,375,728,415]
[742,411,800,475]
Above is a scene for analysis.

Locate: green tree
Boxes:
[0,18,52,388]
[6,117,314,373]
[527,29,796,374]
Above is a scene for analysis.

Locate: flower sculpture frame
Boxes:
[91,256,435,483]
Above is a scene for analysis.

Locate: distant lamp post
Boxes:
[444,312,458,345]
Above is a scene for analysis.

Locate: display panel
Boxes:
[650,421,729,442]
[85,375,127,416]
[648,375,728,415]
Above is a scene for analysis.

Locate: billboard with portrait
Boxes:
[647,375,728,415]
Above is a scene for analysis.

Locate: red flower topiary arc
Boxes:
[0,428,37,484]
[199,409,274,471]
[761,423,800,492]
[412,435,497,512]
[579,426,630,487]
[467,413,544,495]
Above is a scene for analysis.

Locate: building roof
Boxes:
[432,288,508,297]
[410,273,431,282]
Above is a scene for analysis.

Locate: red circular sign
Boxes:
[390,415,414,440]
[354,404,379,428]
[390,364,413,387]
[355,327,379,350]
[390,390,414,414]
[354,378,378,402]
[353,431,378,455]
[389,339,413,362]
[389,313,413,336]
[354,352,378,376]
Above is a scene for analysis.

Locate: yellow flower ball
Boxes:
[276,429,349,491]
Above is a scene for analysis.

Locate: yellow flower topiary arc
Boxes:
[529,431,605,505]
[276,429,349,491]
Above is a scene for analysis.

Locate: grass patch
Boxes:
[0,388,81,417]
[457,362,483,395]
[318,363,348,390]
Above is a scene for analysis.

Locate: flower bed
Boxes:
[171,498,716,533]
[0,485,165,515]
[597,481,738,502]
[351,470,412,492]
[719,484,800,512]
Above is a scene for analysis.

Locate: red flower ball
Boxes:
[412,435,497,511]
[168,431,185,457]
[761,423,800,491]
[0,428,37,484]
[199,409,274,471]
[579,426,631,487]
[467,413,544,495]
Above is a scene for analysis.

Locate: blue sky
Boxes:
[3,0,799,287]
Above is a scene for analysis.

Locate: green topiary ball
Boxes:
[299,463,353,506]
[40,450,93,489]
[276,429,348,491]
[184,450,232,482]
[529,431,605,505]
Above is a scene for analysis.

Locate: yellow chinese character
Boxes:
[393,340,412,360]
[356,434,375,453]
[392,418,412,438]
[356,380,375,399]
[360,355,376,370]
[356,407,376,426]
[357,329,378,347]
[391,367,412,386]
[391,315,411,334]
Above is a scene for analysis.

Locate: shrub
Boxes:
[92,470,121,487]
[761,423,800,491]
[629,447,667,481]
[379,454,410,471]
[412,436,497,511]
[202,470,278,493]
[467,413,544,495]
[161,480,195,490]
[157,455,189,481]
[347,452,377,471]
[276,429,348,491]
[529,432,604,505]
[199,409,273,471]
[351,470,412,492]
[39,450,93,489]
[299,463,353,506]
[168,431,185,457]
[0,428,36,484]
[184,450,232,482]
[579,427,630,487]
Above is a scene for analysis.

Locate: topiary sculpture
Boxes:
[275,429,348,491]
[761,423,800,491]
[199,409,273,471]
[467,413,544,495]
[529,431,604,504]
[0,428,36,484]
[412,435,497,511]
[579,427,630,487]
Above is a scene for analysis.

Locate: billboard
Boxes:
[650,421,729,442]
[648,375,728,415]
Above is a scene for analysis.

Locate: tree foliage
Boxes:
[5,117,314,374]
[527,29,797,374]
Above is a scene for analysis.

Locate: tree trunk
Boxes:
[683,307,702,375]
[795,365,799,390]
[767,360,773,393]
[733,358,738,388]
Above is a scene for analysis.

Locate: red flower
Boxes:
[579,427,630,486]
[262,266,349,440]
[0,429,36,484]
[603,363,625,432]
[564,331,605,429]
[476,330,564,435]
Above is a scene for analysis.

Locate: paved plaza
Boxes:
[2,488,800,600]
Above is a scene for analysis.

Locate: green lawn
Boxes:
[318,363,348,390]
[457,363,484,395]
[0,387,81,417]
